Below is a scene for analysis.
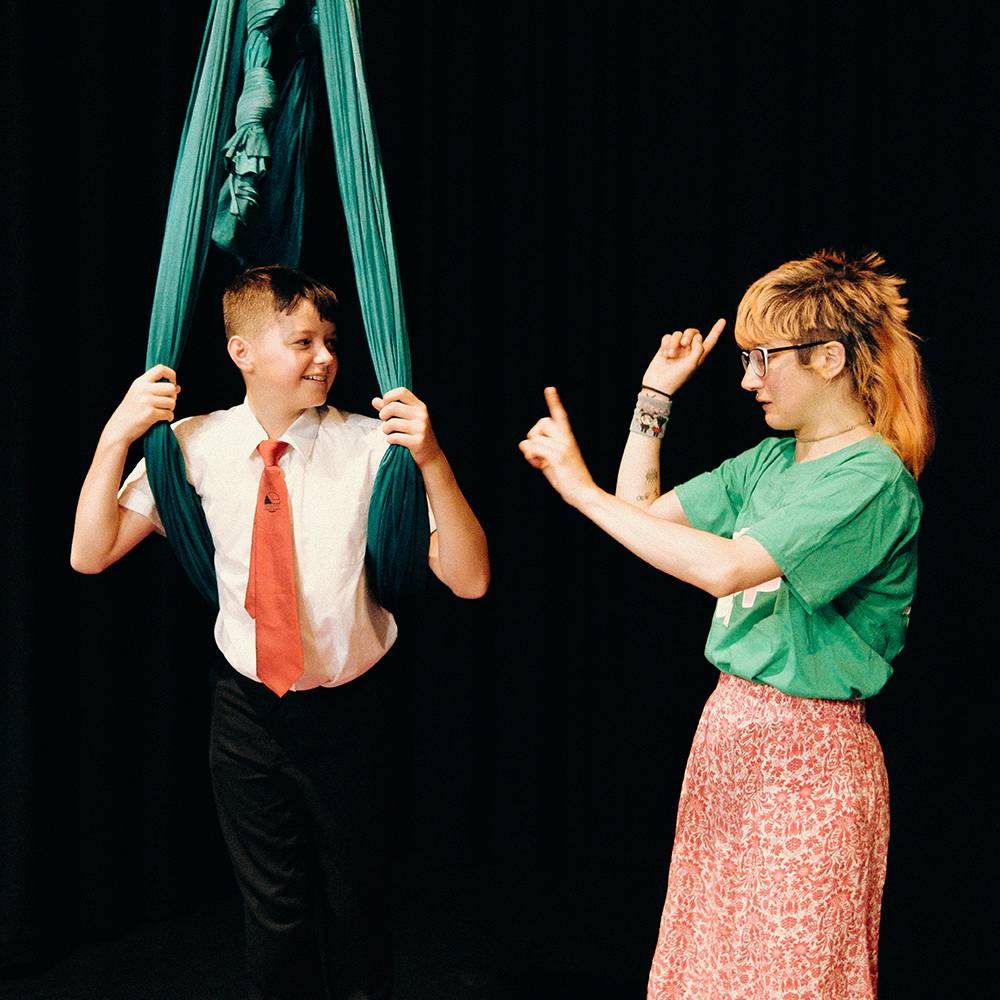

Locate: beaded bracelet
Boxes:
[630,390,672,438]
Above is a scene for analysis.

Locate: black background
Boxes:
[2,1,997,997]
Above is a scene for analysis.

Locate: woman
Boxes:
[519,250,933,999]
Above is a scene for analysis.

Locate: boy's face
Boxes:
[241,300,338,410]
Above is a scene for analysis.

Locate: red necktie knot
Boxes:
[258,439,289,468]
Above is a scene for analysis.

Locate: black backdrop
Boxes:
[2,1,997,996]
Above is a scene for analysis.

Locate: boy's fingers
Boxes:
[146,364,177,383]
[382,417,424,436]
[384,400,420,417]
[383,386,415,404]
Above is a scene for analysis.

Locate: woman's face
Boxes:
[739,343,828,431]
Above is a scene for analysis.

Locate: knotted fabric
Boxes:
[212,0,286,249]
[245,440,304,696]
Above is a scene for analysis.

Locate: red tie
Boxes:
[244,440,304,696]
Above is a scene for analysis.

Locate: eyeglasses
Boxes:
[739,340,833,378]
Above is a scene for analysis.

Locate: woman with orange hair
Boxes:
[520,251,933,999]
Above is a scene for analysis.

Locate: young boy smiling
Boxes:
[71,266,489,999]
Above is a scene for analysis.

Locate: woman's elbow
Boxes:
[704,579,734,600]
[703,559,780,600]
[702,563,743,600]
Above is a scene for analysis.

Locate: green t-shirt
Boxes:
[675,436,922,700]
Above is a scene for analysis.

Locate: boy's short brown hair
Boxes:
[222,265,339,341]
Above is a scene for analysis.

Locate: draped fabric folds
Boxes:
[315,0,429,611]
[143,0,244,605]
[144,0,427,611]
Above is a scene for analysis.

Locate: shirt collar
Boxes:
[235,400,326,463]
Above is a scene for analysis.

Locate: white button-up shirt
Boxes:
[119,402,418,690]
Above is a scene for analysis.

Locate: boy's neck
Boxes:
[246,393,307,441]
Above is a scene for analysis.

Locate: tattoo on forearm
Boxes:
[644,468,659,483]
[635,493,649,503]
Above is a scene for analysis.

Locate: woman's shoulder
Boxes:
[820,436,922,517]
[827,435,915,486]
[729,435,795,469]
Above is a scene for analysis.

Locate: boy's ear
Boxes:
[227,335,254,374]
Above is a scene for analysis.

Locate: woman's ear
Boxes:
[816,341,848,380]
[227,335,254,374]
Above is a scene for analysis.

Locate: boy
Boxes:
[71,265,490,1000]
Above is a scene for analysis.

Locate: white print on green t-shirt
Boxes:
[715,528,782,627]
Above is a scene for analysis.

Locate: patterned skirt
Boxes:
[647,672,889,1000]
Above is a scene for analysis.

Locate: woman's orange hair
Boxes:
[735,250,935,478]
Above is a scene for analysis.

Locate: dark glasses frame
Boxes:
[739,340,833,377]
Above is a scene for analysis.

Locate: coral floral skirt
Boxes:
[647,672,889,1000]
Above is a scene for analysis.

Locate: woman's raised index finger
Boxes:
[544,386,569,423]
[702,318,727,353]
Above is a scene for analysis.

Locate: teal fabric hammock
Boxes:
[143,0,428,611]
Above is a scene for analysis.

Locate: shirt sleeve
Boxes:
[744,466,921,612]
[674,440,781,537]
[117,458,165,535]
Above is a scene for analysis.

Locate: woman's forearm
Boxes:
[574,484,780,598]
[615,432,662,507]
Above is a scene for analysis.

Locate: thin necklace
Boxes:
[795,422,869,444]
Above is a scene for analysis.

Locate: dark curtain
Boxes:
[2,1,996,995]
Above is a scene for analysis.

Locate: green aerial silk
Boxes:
[144,0,428,610]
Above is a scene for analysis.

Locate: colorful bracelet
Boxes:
[630,390,672,438]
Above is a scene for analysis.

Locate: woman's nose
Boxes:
[741,366,762,391]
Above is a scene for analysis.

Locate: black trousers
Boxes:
[209,661,392,1000]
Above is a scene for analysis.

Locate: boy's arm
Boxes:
[373,388,490,599]
[70,365,181,574]
[421,453,490,598]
